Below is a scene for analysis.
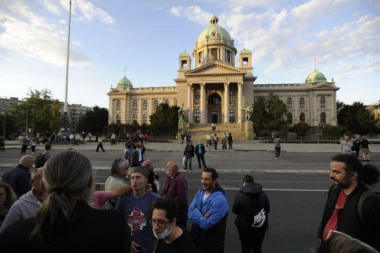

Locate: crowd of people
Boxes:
[0,131,379,253]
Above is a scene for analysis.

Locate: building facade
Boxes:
[108,15,339,127]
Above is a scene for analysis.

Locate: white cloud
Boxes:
[70,0,115,24]
[39,0,61,16]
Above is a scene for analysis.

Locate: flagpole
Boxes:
[63,0,72,131]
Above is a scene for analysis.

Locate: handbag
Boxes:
[182,156,186,165]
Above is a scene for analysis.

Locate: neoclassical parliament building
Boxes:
[108,15,339,128]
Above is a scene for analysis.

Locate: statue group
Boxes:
[178,104,187,122]
[244,104,253,122]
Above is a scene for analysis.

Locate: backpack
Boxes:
[35,153,47,168]
[358,190,380,221]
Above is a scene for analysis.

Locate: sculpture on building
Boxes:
[244,104,253,122]
[178,103,187,122]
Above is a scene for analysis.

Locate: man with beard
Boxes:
[188,168,229,253]
[318,154,380,251]
[161,160,188,227]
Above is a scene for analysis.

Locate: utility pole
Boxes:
[63,0,72,131]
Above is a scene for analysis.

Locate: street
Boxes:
[1,147,380,252]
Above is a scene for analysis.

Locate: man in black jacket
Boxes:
[2,155,35,197]
[232,175,270,253]
[195,140,207,170]
[318,154,380,251]
[183,140,194,170]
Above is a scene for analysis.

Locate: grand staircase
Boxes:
[185,123,247,141]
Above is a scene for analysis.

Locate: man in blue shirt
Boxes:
[195,140,207,170]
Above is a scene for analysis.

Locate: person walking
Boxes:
[352,136,361,158]
[233,175,270,253]
[195,140,207,170]
[221,133,227,150]
[161,160,189,227]
[20,138,28,155]
[273,135,282,159]
[151,198,194,253]
[340,134,353,154]
[228,133,233,150]
[116,166,160,253]
[2,155,35,198]
[96,135,105,152]
[0,150,131,252]
[318,154,380,251]
[183,140,195,170]
[206,133,212,151]
[213,133,219,150]
[188,168,229,253]
[361,136,370,161]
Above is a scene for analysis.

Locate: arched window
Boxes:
[133,100,137,110]
[300,113,305,122]
[143,114,147,123]
[320,112,326,124]
[153,100,158,109]
[209,93,221,105]
[143,100,147,110]
[229,91,235,103]
[287,98,292,109]
[287,112,292,124]
[229,109,235,122]
[133,114,137,120]
[194,91,200,104]
[320,97,325,108]
[116,100,121,110]
[194,109,200,123]
[299,98,304,109]
[165,100,169,105]
[116,114,121,124]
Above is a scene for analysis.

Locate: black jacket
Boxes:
[184,144,194,157]
[2,164,31,197]
[232,183,270,230]
[195,144,206,155]
[0,200,131,253]
[318,183,380,250]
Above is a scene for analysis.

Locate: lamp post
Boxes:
[63,0,72,131]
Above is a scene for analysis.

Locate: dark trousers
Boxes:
[196,154,207,169]
[20,144,27,155]
[239,228,266,253]
[228,142,233,149]
[275,147,281,158]
[96,143,105,152]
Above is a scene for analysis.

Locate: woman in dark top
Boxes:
[0,150,131,253]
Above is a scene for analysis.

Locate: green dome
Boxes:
[305,69,327,83]
[117,76,133,88]
[197,15,232,44]
[180,51,190,57]
[240,48,251,54]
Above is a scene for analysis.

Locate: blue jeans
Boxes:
[184,156,192,170]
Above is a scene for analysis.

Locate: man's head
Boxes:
[110,157,129,177]
[343,134,350,141]
[30,167,45,200]
[130,166,149,191]
[19,155,35,169]
[201,168,218,193]
[197,140,201,145]
[45,143,51,151]
[151,198,178,237]
[242,175,254,186]
[142,159,153,171]
[165,160,178,177]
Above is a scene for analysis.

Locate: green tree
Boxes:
[150,103,179,136]
[12,89,60,135]
[322,124,343,138]
[252,93,288,136]
[0,113,16,139]
[76,106,108,134]
[293,122,310,138]
[337,102,375,135]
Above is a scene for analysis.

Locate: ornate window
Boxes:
[116,100,121,110]
[116,114,121,124]
[287,98,292,109]
[194,109,200,123]
[300,113,305,122]
[299,98,304,108]
[229,109,235,122]
[320,97,325,108]
[229,91,235,103]
[133,100,137,110]
[143,114,147,123]
[133,114,137,120]
[194,91,200,104]
[143,100,147,110]
[154,100,158,109]
[320,112,326,124]
[165,100,169,105]
[287,112,292,124]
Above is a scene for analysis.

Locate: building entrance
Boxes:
[208,93,221,123]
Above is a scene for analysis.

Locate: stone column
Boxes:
[200,83,206,123]
[137,98,142,124]
[187,83,193,123]
[224,82,229,123]
[237,82,243,123]
[125,96,130,124]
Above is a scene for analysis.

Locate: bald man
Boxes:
[2,155,35,197]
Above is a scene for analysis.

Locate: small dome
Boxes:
[197,16,233,44]
[117,76,133,88]
[305,69,327,83]
[180,51,190,57]
[240,48,252,54]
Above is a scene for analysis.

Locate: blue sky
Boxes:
[1,0,379,108]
